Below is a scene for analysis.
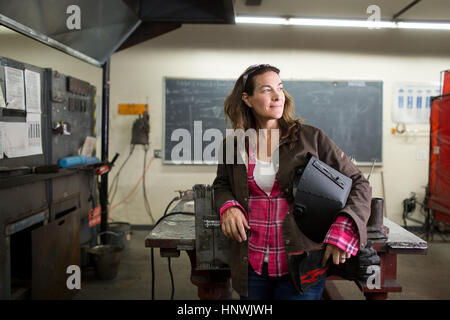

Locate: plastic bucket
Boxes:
[88,245,123,280]
[106,222,131,255]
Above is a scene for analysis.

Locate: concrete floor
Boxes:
[73,229,450,300]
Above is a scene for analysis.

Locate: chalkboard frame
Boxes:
[163,77,383,167]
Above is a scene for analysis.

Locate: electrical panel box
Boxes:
[48,70,97,164]
[194,184,231,270]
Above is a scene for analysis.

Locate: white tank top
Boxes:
[254,158,276,196]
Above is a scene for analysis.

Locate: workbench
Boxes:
[145,199,428,300]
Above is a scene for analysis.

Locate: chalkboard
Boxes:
[164,78,382,165]
[286,81,383,165]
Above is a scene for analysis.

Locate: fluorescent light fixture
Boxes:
[397,21,450,30]
[235,16,289,25]
[236,16,450,31]
[289,18,396,29]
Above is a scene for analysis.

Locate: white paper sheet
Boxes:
[26,113,43,155]
[2,115,43,158]
[24,69,41,113]
[4,66,25,111]
[2,122,28,158]
[392,82,441,124]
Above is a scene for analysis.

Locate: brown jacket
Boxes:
[212,123,372,297]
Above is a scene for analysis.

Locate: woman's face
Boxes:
[242,71,285,128]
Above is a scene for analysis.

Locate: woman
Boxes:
[212,64,372,300]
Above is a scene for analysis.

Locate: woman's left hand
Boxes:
[321,244,351,267]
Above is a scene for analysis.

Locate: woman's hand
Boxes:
[321,243,351,267]
[221,207,251,243]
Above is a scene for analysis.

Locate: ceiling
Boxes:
[234,0,450,21]
[1,0,448,66]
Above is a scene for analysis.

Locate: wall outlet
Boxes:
[154,149,162,158]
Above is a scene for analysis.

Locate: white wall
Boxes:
[1,24,449,226]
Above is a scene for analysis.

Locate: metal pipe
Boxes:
[393,0,422,20]
[100,59,110,243]
[381,170,387,217]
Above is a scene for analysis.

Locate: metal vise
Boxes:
[193,184,231,270]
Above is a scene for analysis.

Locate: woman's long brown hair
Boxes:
[224,64,303,150]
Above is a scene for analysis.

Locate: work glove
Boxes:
[328,241,381,281]
[287,242,381,294]
[287,247,329,294]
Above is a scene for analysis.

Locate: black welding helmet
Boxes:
[292,154,352,243]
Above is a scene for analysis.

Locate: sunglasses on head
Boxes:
[242,64,274,89]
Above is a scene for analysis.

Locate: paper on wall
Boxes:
[4,66,25,110]
[24,69,41,113]
[2,114,43,158]
[26,112,43,155]
[392,82,441,124]
[2,122,28,158]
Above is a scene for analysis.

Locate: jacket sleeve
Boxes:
[219,200,248,225]
[317,129,372,250]
[212,139,240,215]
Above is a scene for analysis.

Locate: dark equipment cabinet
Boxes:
[0,56,98,299]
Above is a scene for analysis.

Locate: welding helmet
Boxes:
[292,154,352,243]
